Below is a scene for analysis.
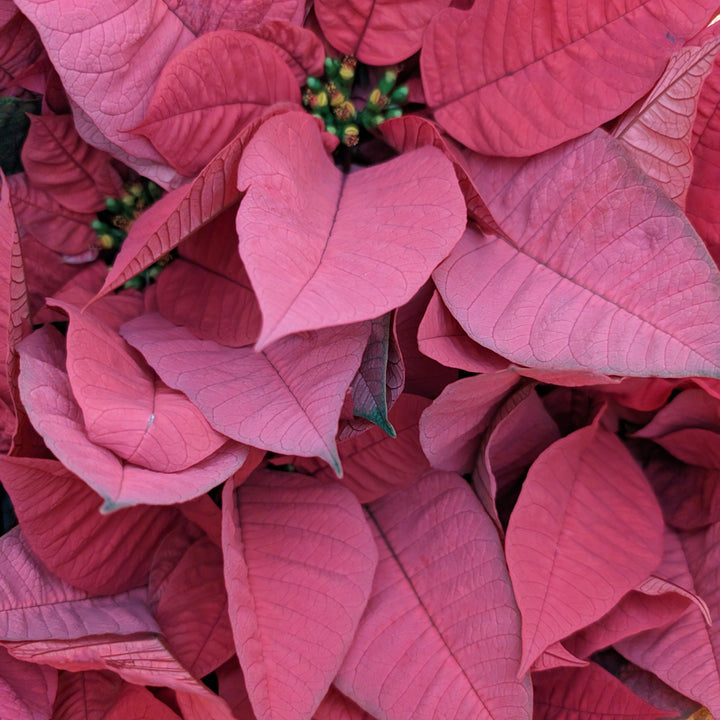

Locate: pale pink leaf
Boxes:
[221,470,378,720]
[531,643,588,672]
[435,131,720,377]
[236,111,467,349]
[0,455,179,595]
[121,313,370,473]
[419,370,520,473]
[533,663,670,720]
[417,290,509,373]
[135,31,300,177]
[20,114,122,213]
[421,0,720,156]
[0,646,56,720]
[17,325,249,508]
[96,113,285,297]
[167,0,304,33]
[175,690,239,720]
[505,422,664,674]
[335,471,532,720]
[58,300,227,473]
[315,394,431,504]
[314,0,450,64]
[148,530,235,678]
[613,30,720,205]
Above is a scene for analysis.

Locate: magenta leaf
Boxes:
[0,7,43,91]
[148,527,235,678]
[236,111,467,349]
[221,470,378,720]
[314,687,377,720]
[348,313,403,437]
[335,471,532,720]
[315,393,431,504]
[20,113,122,213]
[155,208,262,347]
[167,0,304,34]
[97,112,287,297]
[435,131,720,376]
[135,31,300,177]
[613,29,720,206]
[419,370,520,473]
[0,646,56,720]
[421,0,720,156]
[17,325,249,508]
[531,642,587,672]
[0,456,179,595]
[314,0,450,64]
[505,421,665,674]
[121,313,370,473]
[533,663,670,720]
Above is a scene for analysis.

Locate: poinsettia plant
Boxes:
[2,0,720,718]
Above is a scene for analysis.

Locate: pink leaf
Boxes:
[167,0,304,33]
[635,387,720,437]
[135,31,300,177]
[236,111,466,349]
[613,29,720,205]
[314,0,450,64]
[335,471,532,720]
[58,300,227,473]
[687,50,720,261]
[7,173,96,256]
[0,8,43,90]
[221,470,378,720]
[148,528,235,678]
[379,115,502,234]
[0,456,179,595]
[17,325,249,508]
[121,313,369,473]
[505,422,664,674]
[315,393,431,503]
[615,523,720,717]
[417,290,509,373]
[96,112,285,297]
[473,384,561,531]
[533,663,671,720]
[435,131,720,376]
[419,370,520,473]
[315,687,376,720]
[249,21,324,83]
[531,642,588,672]
[421,0,720,156]
[155,207,262,347]
[20,114,122,213]
[0,646,56,720]
[0,528,159,642]
[175,690,239,720]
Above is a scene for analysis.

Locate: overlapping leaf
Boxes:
[421,0,720,155]
[222,470,377,720]
[435,130,720,377]
[314,0,450,64]
[505,422,665,673]
[136,31,300,177]
[335,471,532,720]
[0,646,56,720]
[121,313,369,472]
[236,111,467,349]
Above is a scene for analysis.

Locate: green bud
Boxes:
[122,276,143,290]
[378,71,397,95]
[306,76,324,93]
[91,219,110,233]
[105,197,122,213]
[146,181,162,199]
[385,108,403,120]
[390,85,409,104]
[324,57,340,78]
